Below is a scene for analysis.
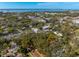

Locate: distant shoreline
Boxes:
[0,9,78,12]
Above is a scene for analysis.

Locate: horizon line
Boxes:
[0,8,79,10]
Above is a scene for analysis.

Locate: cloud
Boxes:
[0,2,79,9]
[36,2,62,9]
[37,2,61,6]
[36,2,79,9]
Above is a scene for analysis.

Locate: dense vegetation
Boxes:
[0,11,79,57]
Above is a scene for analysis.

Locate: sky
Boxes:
[0,2,79,9]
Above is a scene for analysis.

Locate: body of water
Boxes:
[0,9,70,12]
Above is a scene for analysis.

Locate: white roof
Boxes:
[43,26,49,29]
[73,19,79,24]
[38,19,46,22]
[32,28,38,33]
[54,31,63,36]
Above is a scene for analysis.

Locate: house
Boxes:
[53,31,63,37]
[73,19,79,24]
[27,15,36,19]
[32,28,38,33]
[42,25,50,31]
[72,17,79,26]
